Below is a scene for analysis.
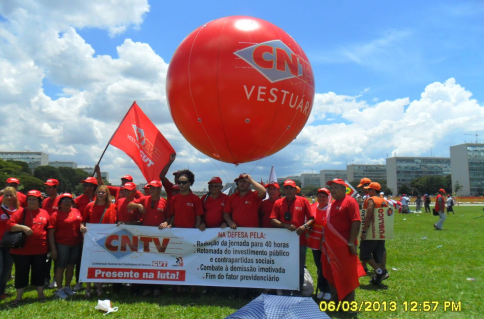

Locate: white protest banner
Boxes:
[80,224,299,290]
[360,207,395,240]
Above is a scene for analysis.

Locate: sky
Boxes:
[1,1,483,190]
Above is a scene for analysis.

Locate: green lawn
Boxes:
[1,206,482,318]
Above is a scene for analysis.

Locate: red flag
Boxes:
[109,102,175,182]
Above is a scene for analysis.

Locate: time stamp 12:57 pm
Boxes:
[319,301,462,312]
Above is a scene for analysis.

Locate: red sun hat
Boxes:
[364,182,381,191]
[283,180,297,188]
[123,182,137,190]
[27,190,42,198]
[357,178,372,188]
[326,179,346,186]
[172,184,180,190]
[147,180,162,188]
[439,188,446,193]
[265,182,280,189]
[81,177,98,185]
[44,178,59,186]
[121,175,133,182]
[317,187,330,195]
[6,177,20,184]
[234,174,247,183]
[58,193,73,201]
[208,177,223,184]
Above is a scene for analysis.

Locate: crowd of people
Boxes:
[0,154,450,306]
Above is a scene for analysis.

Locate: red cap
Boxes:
[208,177,223,184]
[317,187,330,195]
[143,184,150,190]
[27,190,42,198]
[44,178,59,186]
[364,182,381,191]
[402,194,406,196]
[172,184,180,190]
[327,179,347,186]
[172,170,181,176]
[81,177,98,185]
[283,180,297,188]
[58,193,73,201]
[357,178,372,188]
[6,177,20,184]
[439,188,446,193]
[147,180,162,188]
[123,182,137,190]
[265,182,280,189]
[234,174,247,183]
[121,175,133,182]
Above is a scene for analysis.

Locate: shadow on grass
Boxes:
[359,282,389,291]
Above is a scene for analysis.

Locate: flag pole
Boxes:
[92,101,137,176]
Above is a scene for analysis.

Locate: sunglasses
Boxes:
[179,181,189,185]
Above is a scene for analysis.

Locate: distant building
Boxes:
[450,143,484,196]
[386,157,451,194]
[347,164,386,183]
[0,151,49,171]
[320,170,347,186]
[300,173,320,188]
[49,161,78,169]
[80,167,109,182]
[277,175,301,184]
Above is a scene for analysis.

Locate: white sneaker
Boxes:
[323,293,332,300]
[316,291,324,299]
[54,289,68,299]
[63,287,77,296]
[73,283,82,291]
[48,280,57,289]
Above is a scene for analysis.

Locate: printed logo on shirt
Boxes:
[245,201,251,205]
[335,206,341,210]
[187,203,194,207]
[157,208,164,212]
[295,207,302,210]
[221,203,225,206]
[0,214,7,220]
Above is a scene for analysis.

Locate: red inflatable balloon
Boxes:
[166,16,315,164]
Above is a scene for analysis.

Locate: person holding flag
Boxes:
[159,153,181,201]
[94,165,143,200]
[307,188,331,300]
[322,179,365,302]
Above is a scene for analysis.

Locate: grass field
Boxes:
[1,206,483,318]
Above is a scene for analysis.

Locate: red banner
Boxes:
[109,102,175,182]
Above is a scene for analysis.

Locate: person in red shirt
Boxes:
[322,179,363,302]
[0,177,27,208]
[7,190,50,304]
[172,184,180,196]
[224,173,266,229]
[115,182,141,225]
[128,180,169,297]
[0,187,19,300]
[199,177,229,230]
[80,185,117,297]
[142,184,150,196]
[434,188,447,230]
[42,178,60,288]
[307,188,331,300]
[48,193,83,299]
[259,182,280,228]
[94,165,143,201]
[271,179,314,296]
[168,171,203,297]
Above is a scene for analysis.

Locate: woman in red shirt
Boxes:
[0,187,19,300]
[80,185,116,297]
[48,193,83,300]
[7,190,50,304]
[199,177,229,230]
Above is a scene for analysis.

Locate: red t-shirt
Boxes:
[270,196,313,245]
[7,208,50,255]
[0,206,17,239]
[259,199,277,228]
[49,208,83,246]
[225,191,263,228]
[327,195,361,240]
[115,197,139,223]
[84,202,113,224]
[42,196,60,215]
[74,194,95,219]
[134,196,169,227]
[170,193,204,228]
[107,186,143,201]
[162,179,174,201]
[0,192,27,208]
[201,193,229,228]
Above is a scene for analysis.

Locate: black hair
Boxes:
[178,169,195,186]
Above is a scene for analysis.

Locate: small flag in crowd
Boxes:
[345,180,357,197]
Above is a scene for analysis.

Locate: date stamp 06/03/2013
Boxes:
[319,301,462,313]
